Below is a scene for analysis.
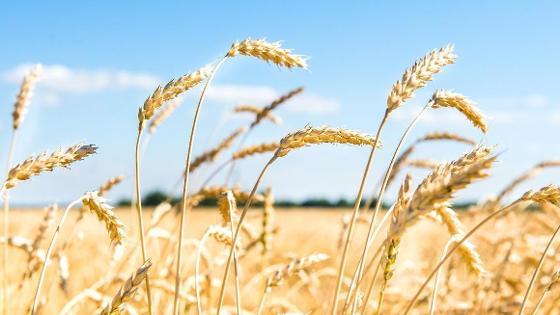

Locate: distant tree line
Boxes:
[117,189,478,210]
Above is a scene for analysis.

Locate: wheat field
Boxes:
[1,39,560,315]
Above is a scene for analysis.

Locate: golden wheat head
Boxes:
[430,90,487,133]
[100,259,152,315]
[387,45,456,112]
[3,143,97,190]
[227,39,308,69]
[275,126,380,158]
[82,191,126,245]
[13,64,42,130]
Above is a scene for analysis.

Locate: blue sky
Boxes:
[1,2,559,205]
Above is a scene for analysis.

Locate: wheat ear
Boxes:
[416,131,477,145]
[275,126,380,157]
[430,90,487,133]
[250,87,304,128]
[100,259,152,315]
[387,45,456,112]
[232,142,280,160]
[2,143,96,191]
[12,64,42,130]
[227,39,308,69]
[81,191,126,245]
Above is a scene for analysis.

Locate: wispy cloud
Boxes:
[2,64,159,105]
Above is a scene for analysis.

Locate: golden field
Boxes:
[2,38,560,315]
[4,207,560,314]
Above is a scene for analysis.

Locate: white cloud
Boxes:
[2,65,339,113]
[2,64,159,105]
[207,84,340,114]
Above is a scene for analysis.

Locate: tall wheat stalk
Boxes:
[136,64,212,315]
[174,39,307,314]
[2,65,41,315]
[216,126,378,314]
[331,44,456,315]
[30,198,82,314]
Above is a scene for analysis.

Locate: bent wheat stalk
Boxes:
[345,101,432,313]
[30,198,82,315]
[3,65,42,314]
[217,126,378,314]
[138,65,212,315]
[175,39,306,314]
[331,44,456,315]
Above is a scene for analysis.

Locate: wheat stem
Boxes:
[133,129,153,315]
[173,57,227,314]
[2,132,16,315]
[30,198,81,315]
[331,111,388,315]
[347,103,431,312]
[518,220,560,315]
[429,236,457,315]
[216,157,276,314]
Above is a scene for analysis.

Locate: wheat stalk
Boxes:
[430,90,487,133]
[386,45,456,112]
[219,124,377,314]
[227,39,308,69]
[100,259,152,315]
[12,64,42,130]
[81,191,126,245]
[2,143,97,191]
[333,45,456,314]
[408,159,441,169]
